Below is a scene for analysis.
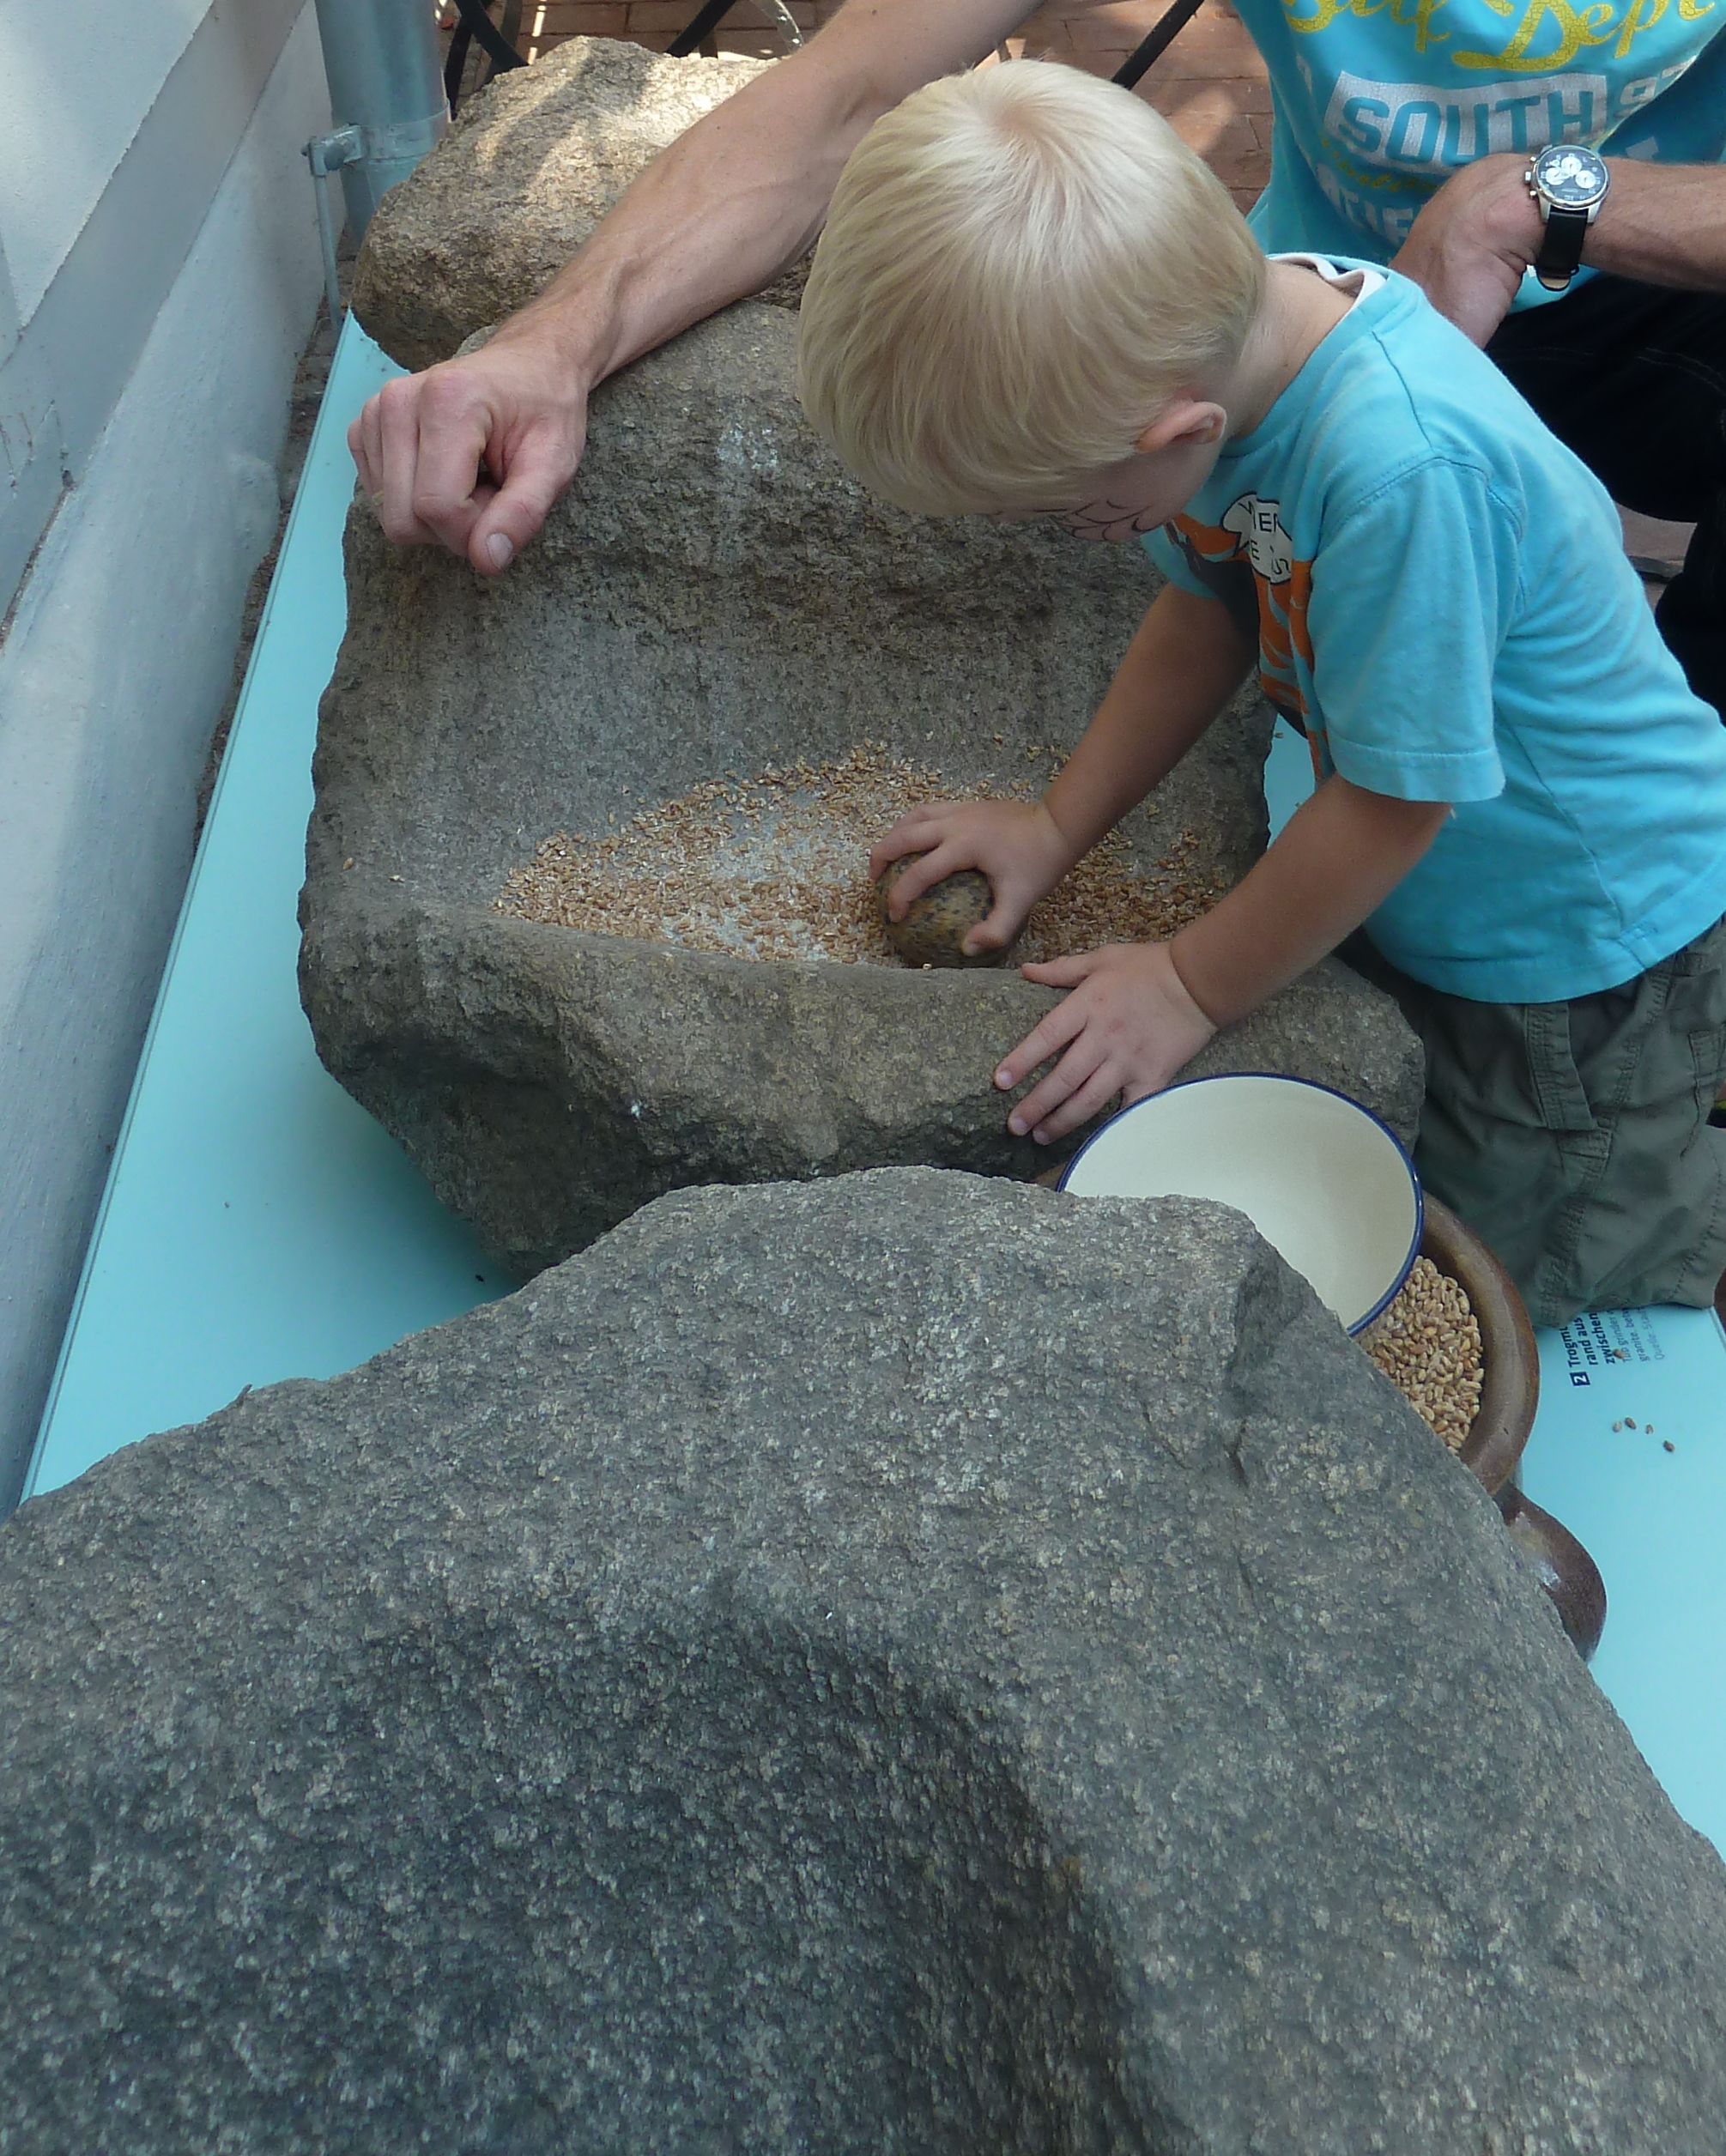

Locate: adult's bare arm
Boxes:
[1394,154,1726,348]
[350,0,1033,574]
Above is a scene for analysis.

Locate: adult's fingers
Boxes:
[398,379,500,556]
[373,377,443,546]
[467,415,584,576]
[348,403,379,496]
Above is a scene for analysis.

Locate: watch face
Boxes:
[1533,144,1608,209]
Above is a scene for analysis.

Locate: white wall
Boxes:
[0,0,312,611]
[0,4,329,1500]
[0,0,212,324]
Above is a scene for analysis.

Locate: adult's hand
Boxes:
[1391,154,1541,347]
[1399,155,1726,345]
[348,325,588,576]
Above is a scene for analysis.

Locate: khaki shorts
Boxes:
[1344,915,1726,1329]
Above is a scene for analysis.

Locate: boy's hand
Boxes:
[995,942,1217,1144]
[870,799,1075,957]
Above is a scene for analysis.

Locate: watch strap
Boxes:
[1533,201,1589,292]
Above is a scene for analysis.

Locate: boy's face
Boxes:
[1003,401,1227,543]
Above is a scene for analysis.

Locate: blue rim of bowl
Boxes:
[1055,1072,1425,1336]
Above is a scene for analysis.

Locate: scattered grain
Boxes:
[1362,1255,1485,1451]
[495,742,1226,966]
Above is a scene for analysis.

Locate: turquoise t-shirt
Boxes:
[1233,0,1726,304]
[1142,257,1726,1002]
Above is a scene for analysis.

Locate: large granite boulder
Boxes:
[353,37,802,372]
[301,300,1421,1279]
[4,1170,1724,2153]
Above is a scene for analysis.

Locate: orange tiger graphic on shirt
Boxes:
[1166,500,1321,776]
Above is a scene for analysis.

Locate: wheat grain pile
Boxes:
[497,743,1226,965]
[1363,1256,1486,1450]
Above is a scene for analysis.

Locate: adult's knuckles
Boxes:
[418,369,488,425]
[379,507,430,545]
[377,374,423,422]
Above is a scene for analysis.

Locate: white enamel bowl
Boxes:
[1057,1074,1422,1335]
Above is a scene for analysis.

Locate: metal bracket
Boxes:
[305,127,363,327]
[306,124,364,179]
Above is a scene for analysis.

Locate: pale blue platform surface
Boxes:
[1528,1305,1726,1848]
[26,319,511,1504]
[25,369,1726,1858]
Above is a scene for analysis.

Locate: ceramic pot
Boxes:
[1495,1486,1608,1664]
[1418,1194,1606,1662]
[1418,1193,1538,1499]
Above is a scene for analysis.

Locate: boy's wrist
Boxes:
[1037,789,1101,875]
[1166,926,1232,1031]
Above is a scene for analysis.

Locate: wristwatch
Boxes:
[1524,143,1610,293]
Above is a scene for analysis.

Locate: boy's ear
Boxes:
[1132,400,1226,455]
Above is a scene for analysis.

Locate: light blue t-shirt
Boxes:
[1233,0,1726,305]
[1142,257,1726,1002]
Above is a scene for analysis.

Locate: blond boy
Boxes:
[796,62,1726,1327]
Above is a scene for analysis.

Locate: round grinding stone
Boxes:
[875,855,1009,969]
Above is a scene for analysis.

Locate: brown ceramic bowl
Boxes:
[1417,1192,1540,1499]
[1418,1196,1608,1659]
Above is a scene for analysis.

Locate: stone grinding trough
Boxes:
[303,44,1422,1277]
[6,1173,1726,2153]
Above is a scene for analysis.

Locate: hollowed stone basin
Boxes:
[301,302,1420,1278]
[5,1172,1725,2151]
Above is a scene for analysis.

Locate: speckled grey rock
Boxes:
[300,301,1421,1278]
[352,37,802,372]
[876,857,1003,967]
[4,1170,1724,2153]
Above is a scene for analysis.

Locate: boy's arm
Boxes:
[999,775,1447,1142]
[876,583,1253,952]
[1040,583,1258,859]
[1168,775,1449,1026]
[1006,456,1514,1140]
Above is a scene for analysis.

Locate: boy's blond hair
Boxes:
[796,60,1265,516]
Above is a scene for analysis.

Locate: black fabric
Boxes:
[1487,275,1726,720]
